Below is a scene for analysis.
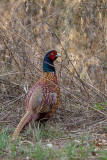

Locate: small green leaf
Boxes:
[101,102,107,106]
[94,103,104,110]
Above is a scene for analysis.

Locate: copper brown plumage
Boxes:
[12,50,60,139]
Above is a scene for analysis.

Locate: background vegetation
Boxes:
[0,0,107,159]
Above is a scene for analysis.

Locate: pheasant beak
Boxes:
[56,53,61,58]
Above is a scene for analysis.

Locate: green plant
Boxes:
[0,127,10,156]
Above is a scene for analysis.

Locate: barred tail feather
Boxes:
[12,111,33,140]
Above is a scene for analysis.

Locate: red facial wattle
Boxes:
[50,54,55,60]
[49,51,57,60]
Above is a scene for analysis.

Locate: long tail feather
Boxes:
[12,111,33,140]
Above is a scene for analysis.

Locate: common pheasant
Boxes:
[12,50,61,139]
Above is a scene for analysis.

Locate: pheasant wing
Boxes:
[28,86,51,113]
[28,86,43,111]
[37,91,57,113]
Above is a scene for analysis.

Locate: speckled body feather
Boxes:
[26,72,60,118]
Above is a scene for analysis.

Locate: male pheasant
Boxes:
[12,50,60,139]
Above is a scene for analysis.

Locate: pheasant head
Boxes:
[43,50,61,73]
